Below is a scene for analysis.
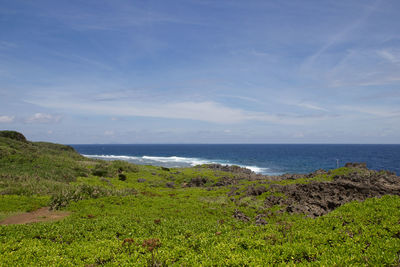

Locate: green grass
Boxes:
[0,134,93,197]
[1,193,399,266]
[0,131,399,266]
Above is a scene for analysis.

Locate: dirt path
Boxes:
[0,207,70,225]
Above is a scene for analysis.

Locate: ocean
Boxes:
[70,144,400,175]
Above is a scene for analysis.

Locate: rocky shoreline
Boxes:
[267,169,400,217]
[206,163,400,217]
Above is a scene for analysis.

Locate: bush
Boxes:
[118,173,127,181]
[92,161,139,178]
[92,164,112,177]
[111,160,139,173]
[50,184,137,210]
[0,131,27,142]
[189,177,208,187]
[50,184,112,210]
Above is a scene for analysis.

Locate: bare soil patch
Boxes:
[0,207,70,225]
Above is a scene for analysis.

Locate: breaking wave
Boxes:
[82,154,270,174]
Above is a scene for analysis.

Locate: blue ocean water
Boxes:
[70,144,400,175]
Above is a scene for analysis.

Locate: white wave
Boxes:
[82,154,214,166]
[82,154,269,174]
[238,165,270,173]
[82,154,144,161]
[142,156,208,165]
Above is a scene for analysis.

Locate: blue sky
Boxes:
[1,0,399,144]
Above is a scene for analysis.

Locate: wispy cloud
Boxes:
[377,49,400,64]
[92,90,145,102]
[325,48,400,87]
[25,96,327,125]
[218,94,263,104]
[0,41,17,50]
[49,52,114,71]
[0,115,14,123]
[26,98,250,124]
[104,130,114,136]
[339,105,400,117]
[359,90,400,101]
[40,1,204,32]
[25,113,62,124]
[296,102,328,112]
[300,1,382,73]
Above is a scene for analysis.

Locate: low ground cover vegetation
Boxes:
[0,131,399,266]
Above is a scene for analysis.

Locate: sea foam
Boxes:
[82,154,269,174]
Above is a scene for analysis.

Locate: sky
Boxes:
[0,0,400,144]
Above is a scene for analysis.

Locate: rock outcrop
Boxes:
[264,166,400,217]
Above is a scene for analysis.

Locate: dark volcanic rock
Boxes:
[265,167,400,217]
[277,173,304,180]
[264,195,282,207]
[255,214,268,225]
[246,185,267,196]
[344,162,367,169]
[203,164,273,182]
[204,164,253,175]
[232,209,250,222]
[306,169,328,178]
[227,186,240,197]
[166,182,175,188]
[188,177,208,187]
[214,176,237,186]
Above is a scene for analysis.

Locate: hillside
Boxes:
[0,131,399,266]
[0,131,91,195]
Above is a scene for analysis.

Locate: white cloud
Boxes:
[296,102,328,112]
[25,97,326,125]
[25,113,62,123]
[292,132,305,138]
[218,94,262,104]
[377,49,400,64]
[0,115,14,123]
[300,1,380,73]
[307,48,400,88]
[339,105,400,117]
[104,130,114,136]
[298,3,400,89]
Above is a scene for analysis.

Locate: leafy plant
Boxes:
[142,238,161,266]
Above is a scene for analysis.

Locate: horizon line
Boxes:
[66,143,400,145]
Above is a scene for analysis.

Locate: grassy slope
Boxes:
[0,132,399,266]
[0,135,91,195]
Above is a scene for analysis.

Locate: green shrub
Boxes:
[50,184,137,210]
[92,163,112,177]
[92,161,139,178]
[118,174,127,181]
[111,160,139,173]
[50,185,113,210]
[0,131,27,142]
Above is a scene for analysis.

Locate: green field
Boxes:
[0,131,399,266]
